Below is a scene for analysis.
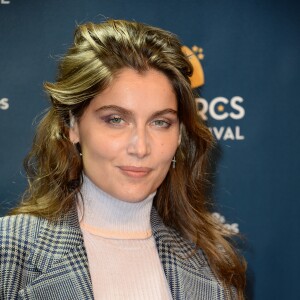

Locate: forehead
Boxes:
[88,68,177,112]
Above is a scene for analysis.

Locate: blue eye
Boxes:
[153,120,171,128]
[109,117,123,124]
[102,115,126,126]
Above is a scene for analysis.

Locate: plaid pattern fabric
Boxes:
[1,207,230,299]
[0,208,93,300]
[151,209,232,299]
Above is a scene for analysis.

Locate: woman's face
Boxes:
[70,68,180,202]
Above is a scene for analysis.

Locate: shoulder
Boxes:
[0,213,43,239]
[1,209,84,274]
[0,214,45,257]
[0,211,80,250]
[0,213,54,266]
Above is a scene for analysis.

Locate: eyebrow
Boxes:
[96,105,133,118]
[96,105,178,119]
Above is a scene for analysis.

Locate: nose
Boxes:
[127,126,151,158]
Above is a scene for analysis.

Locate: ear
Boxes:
[69,114,80,144]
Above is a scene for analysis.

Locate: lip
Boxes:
[118,166,152,178]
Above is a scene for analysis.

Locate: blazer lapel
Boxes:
[151,208,226,300]
[18,207,94,300]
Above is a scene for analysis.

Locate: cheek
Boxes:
[82,132,126,158]
[158,139,179,161]
[102,139,123,151]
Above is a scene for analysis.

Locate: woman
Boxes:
[0,19,246,299]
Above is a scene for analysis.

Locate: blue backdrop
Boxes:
[1,1,299,299]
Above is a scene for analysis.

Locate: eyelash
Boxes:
[152,119,171,128]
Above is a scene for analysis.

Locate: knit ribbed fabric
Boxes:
[77,175,172,300]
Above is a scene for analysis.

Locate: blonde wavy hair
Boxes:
[11,19,246,298]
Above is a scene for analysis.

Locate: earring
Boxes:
[73,142,82,156]
[172,156,176,169]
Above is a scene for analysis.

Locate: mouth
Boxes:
[118,166,152,178]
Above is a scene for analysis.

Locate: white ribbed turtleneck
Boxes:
[77,175,172,300]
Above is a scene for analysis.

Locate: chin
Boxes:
[117,190,154,203]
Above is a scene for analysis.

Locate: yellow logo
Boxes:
[182,45,205,88]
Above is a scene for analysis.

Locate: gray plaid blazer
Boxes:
[0,207,230,299]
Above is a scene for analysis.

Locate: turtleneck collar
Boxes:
[77,174,156,240]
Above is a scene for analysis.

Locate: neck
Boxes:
[78,174,155,239]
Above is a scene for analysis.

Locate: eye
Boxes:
[152,119,171,128]
[109,117,124,124]
[103,115,126,126]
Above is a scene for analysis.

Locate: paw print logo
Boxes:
[182,45,205,88]
[192,45,204,60]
